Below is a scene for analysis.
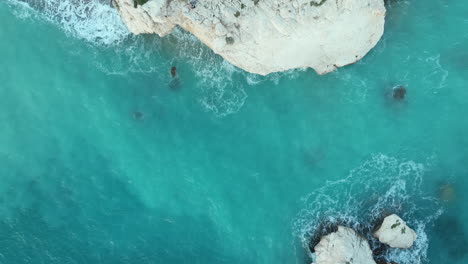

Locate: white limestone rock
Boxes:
[374,214,417,249]
[113,0,386,75]
[313,226,376,264]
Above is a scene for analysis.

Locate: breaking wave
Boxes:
[293,154,443,264]
[6,0,130,46]
[4,0,257,116]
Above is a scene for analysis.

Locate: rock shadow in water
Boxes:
[132,111,144,120]
[301,147,326,169]
[169,77,182,91]
[168,66,182,91]
[437,182,456,202]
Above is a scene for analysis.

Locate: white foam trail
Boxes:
[195,61,248,117]
[423,54,449,92]
[335,72,370,104]
[4,0,307,117]
[7,0,130,46]
[293,154,443,264]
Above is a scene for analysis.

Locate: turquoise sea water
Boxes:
[0,0,467,263]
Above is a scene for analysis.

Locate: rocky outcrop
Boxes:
[113,0,386,75]
[374,214,417,249]
[313,226,376,264]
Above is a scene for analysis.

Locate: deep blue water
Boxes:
[0,0,467,263]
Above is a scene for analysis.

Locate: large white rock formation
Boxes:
[374,214,417,249]
[113,0,386,75]
[313,226,376,264]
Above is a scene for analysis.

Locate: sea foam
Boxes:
[8,0,130,46]
[5,0,253,116]
[293,153,443,264]
[4,0,309,117]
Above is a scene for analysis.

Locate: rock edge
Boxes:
[113,0,386,75]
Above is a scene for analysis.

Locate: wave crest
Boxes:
[4,0,306,117]
[8,0,130,46]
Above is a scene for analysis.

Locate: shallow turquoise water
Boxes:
[0,0,467,263]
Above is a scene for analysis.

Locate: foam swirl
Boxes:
[293,154,443,264]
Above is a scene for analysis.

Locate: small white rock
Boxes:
[374,214,417,249]
[314,226,376,264]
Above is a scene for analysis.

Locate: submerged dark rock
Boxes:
[438,183,455,202]
[392,85,406,100]
[169,66,181,91]
[372,243,390,264]
[169,78,181,91]
[170,66,177,78]
[132,111,144,120]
